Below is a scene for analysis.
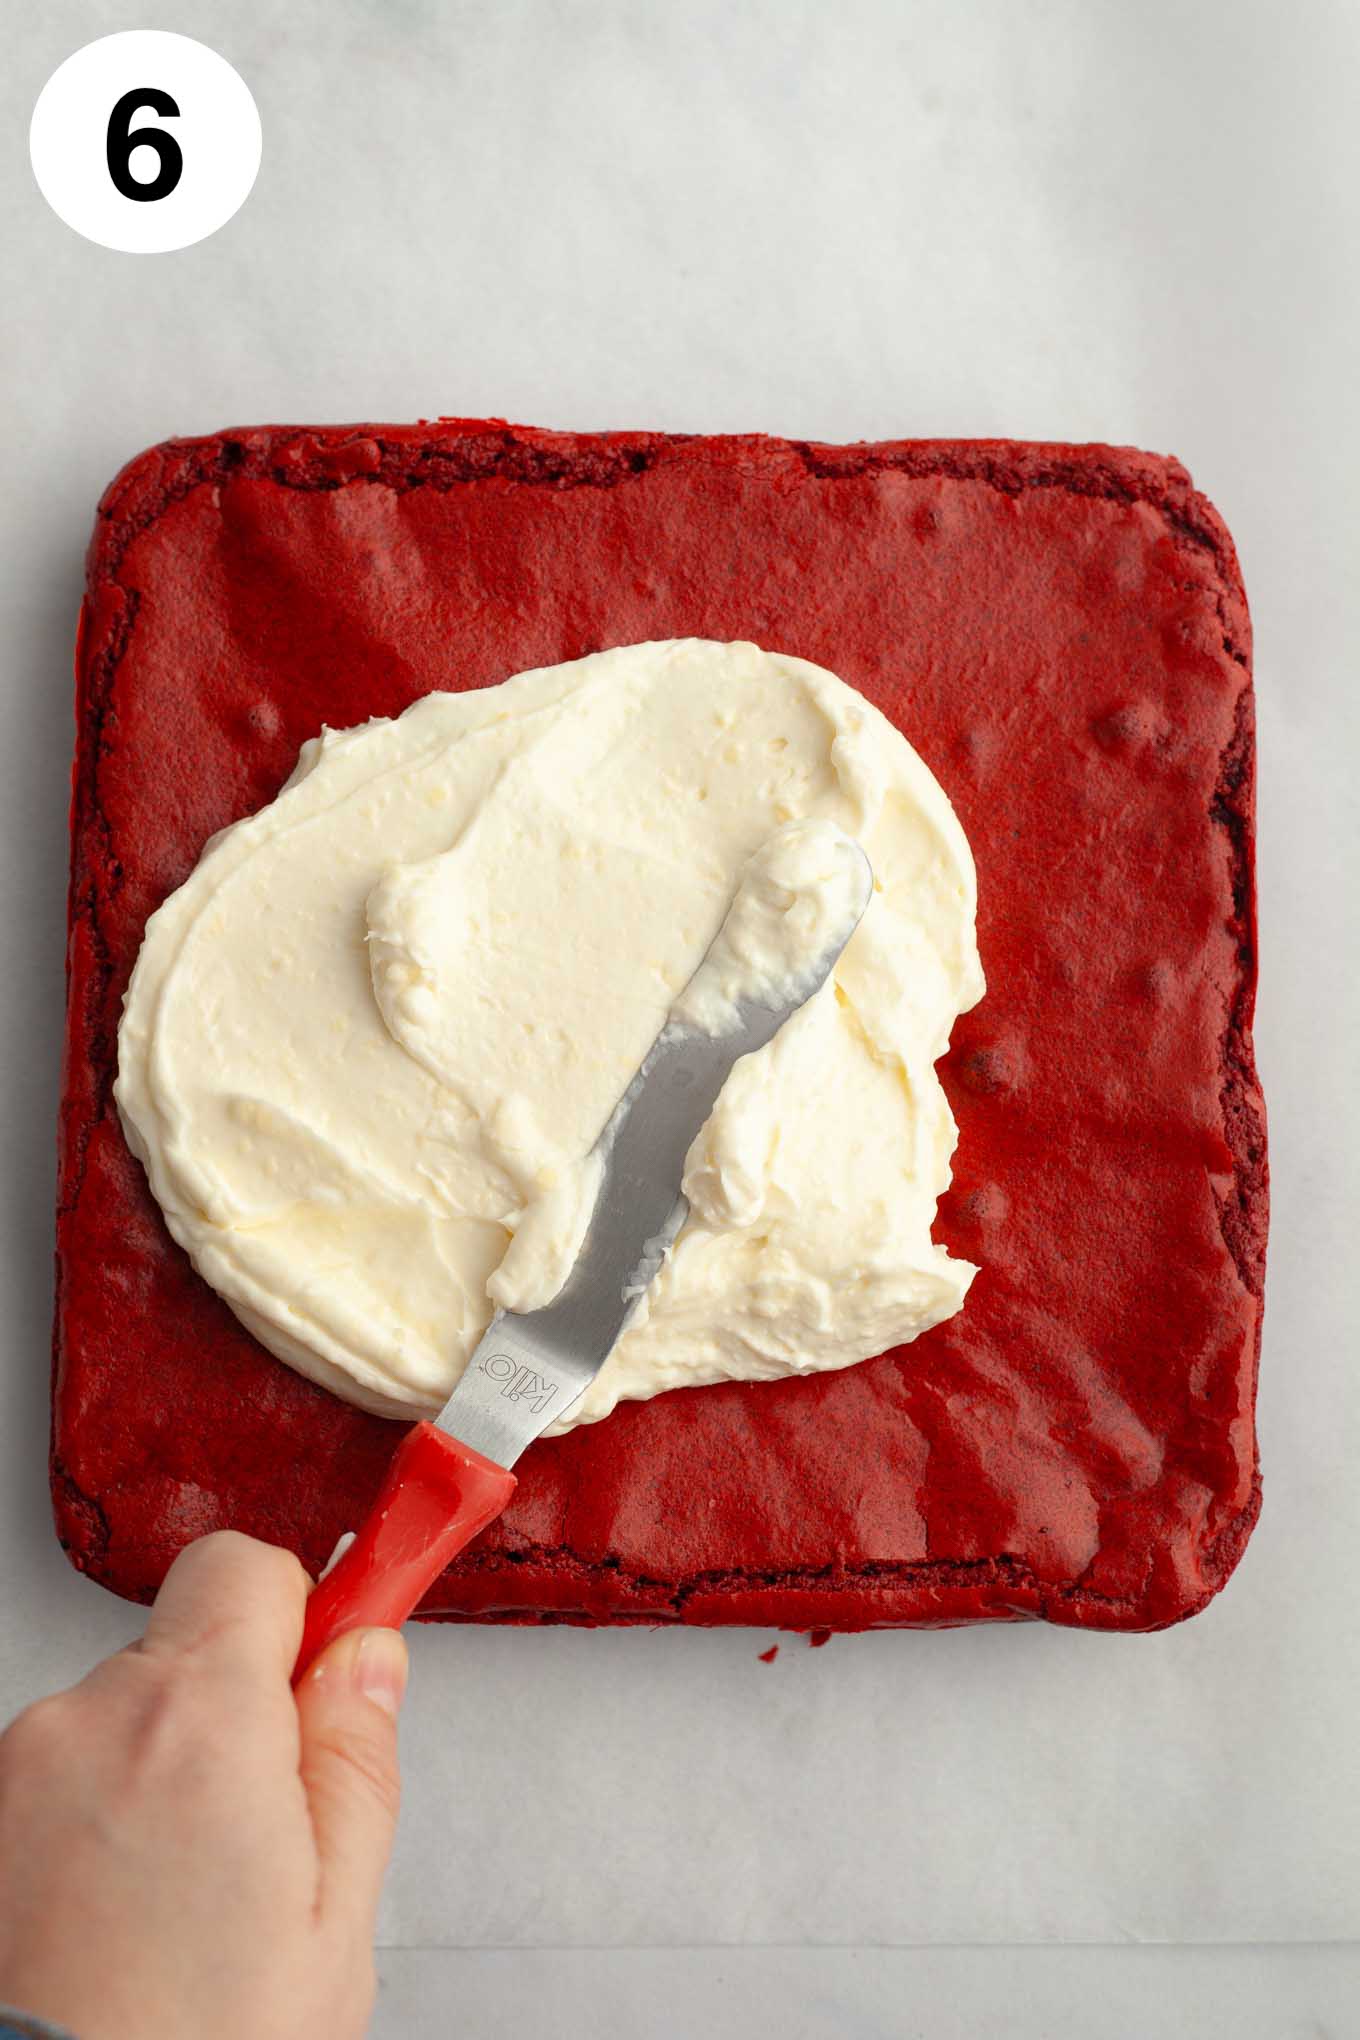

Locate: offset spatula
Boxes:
[293,836,873,1681]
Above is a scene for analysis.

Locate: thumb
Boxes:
[295,1625,408,1931]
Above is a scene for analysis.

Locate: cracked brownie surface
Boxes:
[54,422,1267,1630]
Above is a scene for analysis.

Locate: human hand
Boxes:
[0,1532,407,2040]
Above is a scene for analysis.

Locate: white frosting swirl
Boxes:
[670,819,871,1036]
[117,639,984,1429]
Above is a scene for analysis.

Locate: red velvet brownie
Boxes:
[54,424,1267,1631]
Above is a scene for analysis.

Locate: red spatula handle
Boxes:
[293,1422,517,1684]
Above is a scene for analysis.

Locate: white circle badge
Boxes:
[30,32,261,253]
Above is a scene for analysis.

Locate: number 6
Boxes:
[106,87,183,202]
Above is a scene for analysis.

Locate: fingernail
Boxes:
[352,1627,408,1718]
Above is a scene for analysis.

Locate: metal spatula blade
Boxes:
[293,832,872,1679]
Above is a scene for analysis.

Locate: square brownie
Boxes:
[54,423,1266,1630]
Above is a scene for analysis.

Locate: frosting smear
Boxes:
[117,640,984,1429]
[671,819,872,1037]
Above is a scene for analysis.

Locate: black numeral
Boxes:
[106,86,183,202]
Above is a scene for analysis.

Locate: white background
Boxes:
[3,3,1357,2034]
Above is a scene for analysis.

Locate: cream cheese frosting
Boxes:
[669,819,872,1038]
[116,639,985,1430]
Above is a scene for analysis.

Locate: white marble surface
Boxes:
[3,0,1357,2031]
